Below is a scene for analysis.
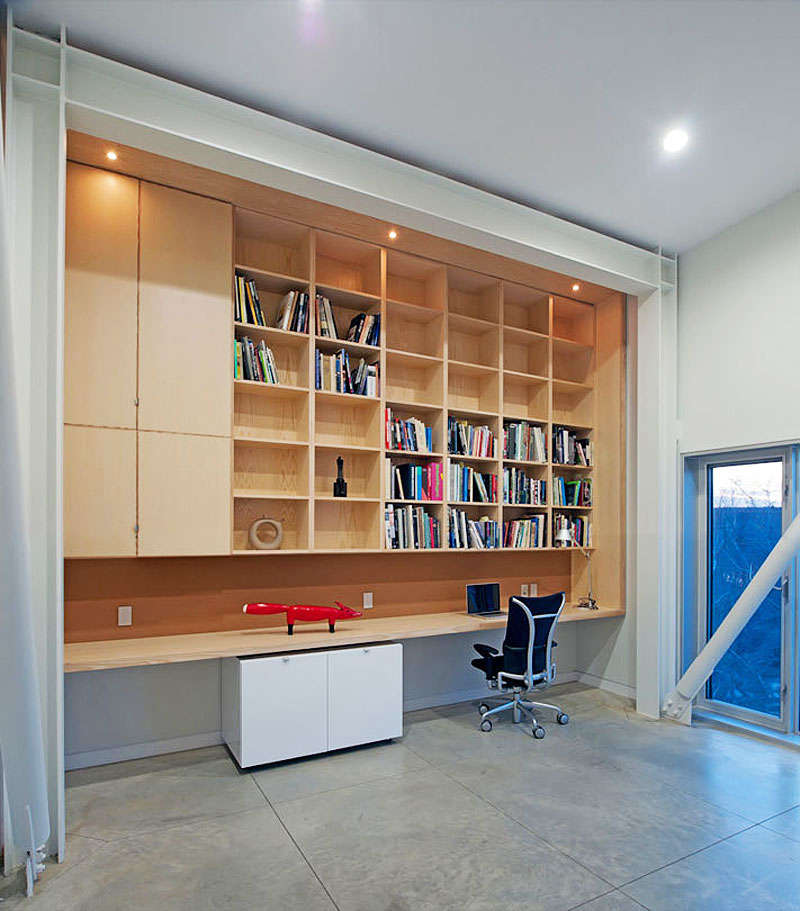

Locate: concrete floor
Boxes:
[2,684,799,910]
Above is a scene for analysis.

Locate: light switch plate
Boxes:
[520,584,529,597]
[529,583,539,597]
[118,605,132,626]
[362,592,373,610]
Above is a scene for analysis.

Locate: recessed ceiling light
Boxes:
[572,283,581,292]
[106,150,118,161]
[388,229,398,240]
[662,129,688,153]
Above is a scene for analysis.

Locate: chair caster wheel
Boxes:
[480,719,493,733]
[532,725,546,739]
[478,703,490,715]
[557,712,569,725]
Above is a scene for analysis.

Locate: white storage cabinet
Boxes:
[222,643,403,768]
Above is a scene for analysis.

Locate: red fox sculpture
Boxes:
[243,600,362,635]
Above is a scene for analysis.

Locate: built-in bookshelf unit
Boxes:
[63,133,625,620]
[228,204,621,560]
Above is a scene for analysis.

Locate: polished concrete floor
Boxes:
[2,684,799,910]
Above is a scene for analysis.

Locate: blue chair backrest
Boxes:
[502,593,565,677]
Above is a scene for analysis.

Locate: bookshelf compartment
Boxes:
[503,283,549,335]
[234,440,309,498]
[234,209,311,280]
[386,251,446,310]
[386,352,444,407]
[553,339,594,386]
[386,403,444,454]
[315,395,382,449]
[503,331,549,378]
[315,447,380,500]
[234,388,309,443]
[314,499,381,550]
[553,382,594,428]
[315,291,380,344]
[448,317,499,367]
[386,302,444,358]
[235,326,309,387]
[233,496,309,552]
[553,297,595,346]
[502,461,548,506]
[503,373,549,421]
[448,366,499,415]
[448,268,500,323]
[315,231,381,298]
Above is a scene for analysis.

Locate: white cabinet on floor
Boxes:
[328,645,403,751]
[222,643,403,768]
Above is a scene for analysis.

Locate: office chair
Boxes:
[471,592,568,739]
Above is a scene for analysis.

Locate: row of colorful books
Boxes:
[234,337,279,384]
[448,509,501,549]
[387,461,444,501]
[553,426,593,466]
[448,417,496,459]
[385,409,433,453]
[234,275,266,326]
[553,513,592,547]
[316,295,381,346]
[448,463,497,503]
[553,477,592,507]
[503,514,548,549]
[314,348,379,396]
[384,503,441,550]
[504,421,547,463]
[503,468,546,505]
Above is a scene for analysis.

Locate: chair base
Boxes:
[478,690,568,738]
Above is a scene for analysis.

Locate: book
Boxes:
[503,421,547,462]
[315,348,379,396]
[388,461,443,501]
[234,336,280,384]
[448,508,500,549]
[447,417,496,458]
[385,408,433,453]
[503,466,547,505]
[448,462,497,503]
[384,503,441,550]
[503,514,547,549]
[552,426,593,466]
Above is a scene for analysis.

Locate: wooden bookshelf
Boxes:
[64,138,626,621]
[228,206,619,565]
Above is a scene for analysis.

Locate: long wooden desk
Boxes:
[64,605,624,672]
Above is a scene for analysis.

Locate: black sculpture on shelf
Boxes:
[333,455,348,497]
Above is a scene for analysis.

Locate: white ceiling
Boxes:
[14,0,800,252]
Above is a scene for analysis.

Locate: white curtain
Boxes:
[0,105,51,871]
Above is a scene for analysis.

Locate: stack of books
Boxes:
[503,421,547,462]
[234,275,266,326]
[346,313,380,347]
[388,462,443,501]
[553,426,593,466]
[385,409,433,452]
[275,290,310,333]
[448,463,497,503]
[447,417,496,458]
[503,515,548,549]
[554,513,592,547]
[553,477,592,507]
[503,467,546,505]
[384,504,441,550]
[448,509,500,549]
[234,337,279,384]
[315,348,379,396]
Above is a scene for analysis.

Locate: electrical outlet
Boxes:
[118,605,132,626]
[520,584,529,597]
[529,582,539,597]
[362,591,373,610]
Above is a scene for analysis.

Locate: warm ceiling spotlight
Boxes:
[572,283,581,292]
[388,229,398,240]
[106,150,118,161]
[662,128,688,153]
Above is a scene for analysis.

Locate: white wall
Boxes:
[678,192,800,455]
[64,627,577,769]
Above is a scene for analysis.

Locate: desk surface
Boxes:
[64,605,624,672]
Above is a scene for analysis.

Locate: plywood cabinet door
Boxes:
[65,163,139,428]
[64,425,137,557]
[138,182,232,437]
[138,431,231,556]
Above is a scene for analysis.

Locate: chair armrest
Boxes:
[473,643,499,658]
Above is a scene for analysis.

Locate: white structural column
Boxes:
[664,512,800,720]
[636,272,679,718]
[4,27,67,865]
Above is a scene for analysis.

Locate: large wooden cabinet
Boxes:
[64,163,232,557]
